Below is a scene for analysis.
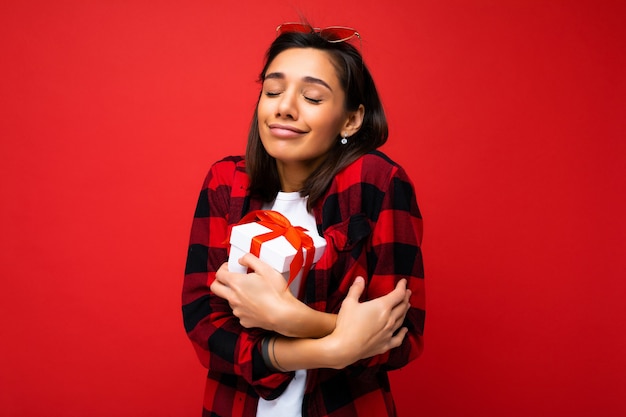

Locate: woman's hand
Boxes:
[326,277,411,368]
[210,254,295,331]
[210,254,336,338]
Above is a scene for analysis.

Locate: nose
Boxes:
[276,90,298,120]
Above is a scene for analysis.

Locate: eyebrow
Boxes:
[264,72,333,91]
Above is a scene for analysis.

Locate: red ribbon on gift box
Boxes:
[235,210,315,288]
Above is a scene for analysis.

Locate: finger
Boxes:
[345,276,365,302]
[397,289,411,314]
[389,327,409,349]
[238,253,273,275]
[215,263,232,284]
[390,307,409,332]
[384,279,408,306]
[392,316,406,333]
[390,294,411,328]
[392,305,410,331]
[394,278,407,292]
[210,279,233,300]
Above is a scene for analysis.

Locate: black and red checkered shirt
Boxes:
[183,151,425,417]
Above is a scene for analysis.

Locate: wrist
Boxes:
[320,332,352,369]
[268,293,300,336]
[276,297,336,338]
[267,332,353,371]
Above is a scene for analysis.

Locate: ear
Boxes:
[342,104,365,137]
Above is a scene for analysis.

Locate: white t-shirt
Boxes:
[256,192,325,417]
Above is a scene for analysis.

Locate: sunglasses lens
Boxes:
[319,27,358,42]
[275,23,361,51]
[277,23,313,35]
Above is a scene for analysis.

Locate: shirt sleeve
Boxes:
[352,161,426,373]
[181,158,293,399]
[368,162,425,369]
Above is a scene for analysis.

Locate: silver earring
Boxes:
[340,133,348,145]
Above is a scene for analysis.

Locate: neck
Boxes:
[276,161,317,192]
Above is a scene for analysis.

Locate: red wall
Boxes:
[1,1,624,416]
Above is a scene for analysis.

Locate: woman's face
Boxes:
[257,48,351,175]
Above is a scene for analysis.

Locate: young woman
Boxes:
[183,23,425,417]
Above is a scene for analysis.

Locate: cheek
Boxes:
[318,114,346,140]
[256,100,267,119]
[256,103,272,132]
[257,94,276,115]
[307,106,344,132]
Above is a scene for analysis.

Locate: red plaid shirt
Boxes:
[183,151,425,417]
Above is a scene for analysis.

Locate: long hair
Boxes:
[246,31,388,210]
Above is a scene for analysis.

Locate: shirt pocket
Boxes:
[324,213,372,253]
[322,213,373,309]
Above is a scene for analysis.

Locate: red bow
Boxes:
[235,210,315,288]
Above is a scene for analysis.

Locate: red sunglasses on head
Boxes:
[276,22,362,45]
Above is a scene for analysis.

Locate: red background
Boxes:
[1,1,625,416]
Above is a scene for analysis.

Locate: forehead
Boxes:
[265,48,341,87]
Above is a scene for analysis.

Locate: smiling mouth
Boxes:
[268,124,306,133]
[268,124,307,138]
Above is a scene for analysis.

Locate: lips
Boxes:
[268,123,307,138]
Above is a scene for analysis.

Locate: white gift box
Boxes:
[227,221,326,281]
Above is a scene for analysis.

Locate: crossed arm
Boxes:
[210,253,411,371]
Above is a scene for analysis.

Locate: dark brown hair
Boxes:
[246,31,388,209]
